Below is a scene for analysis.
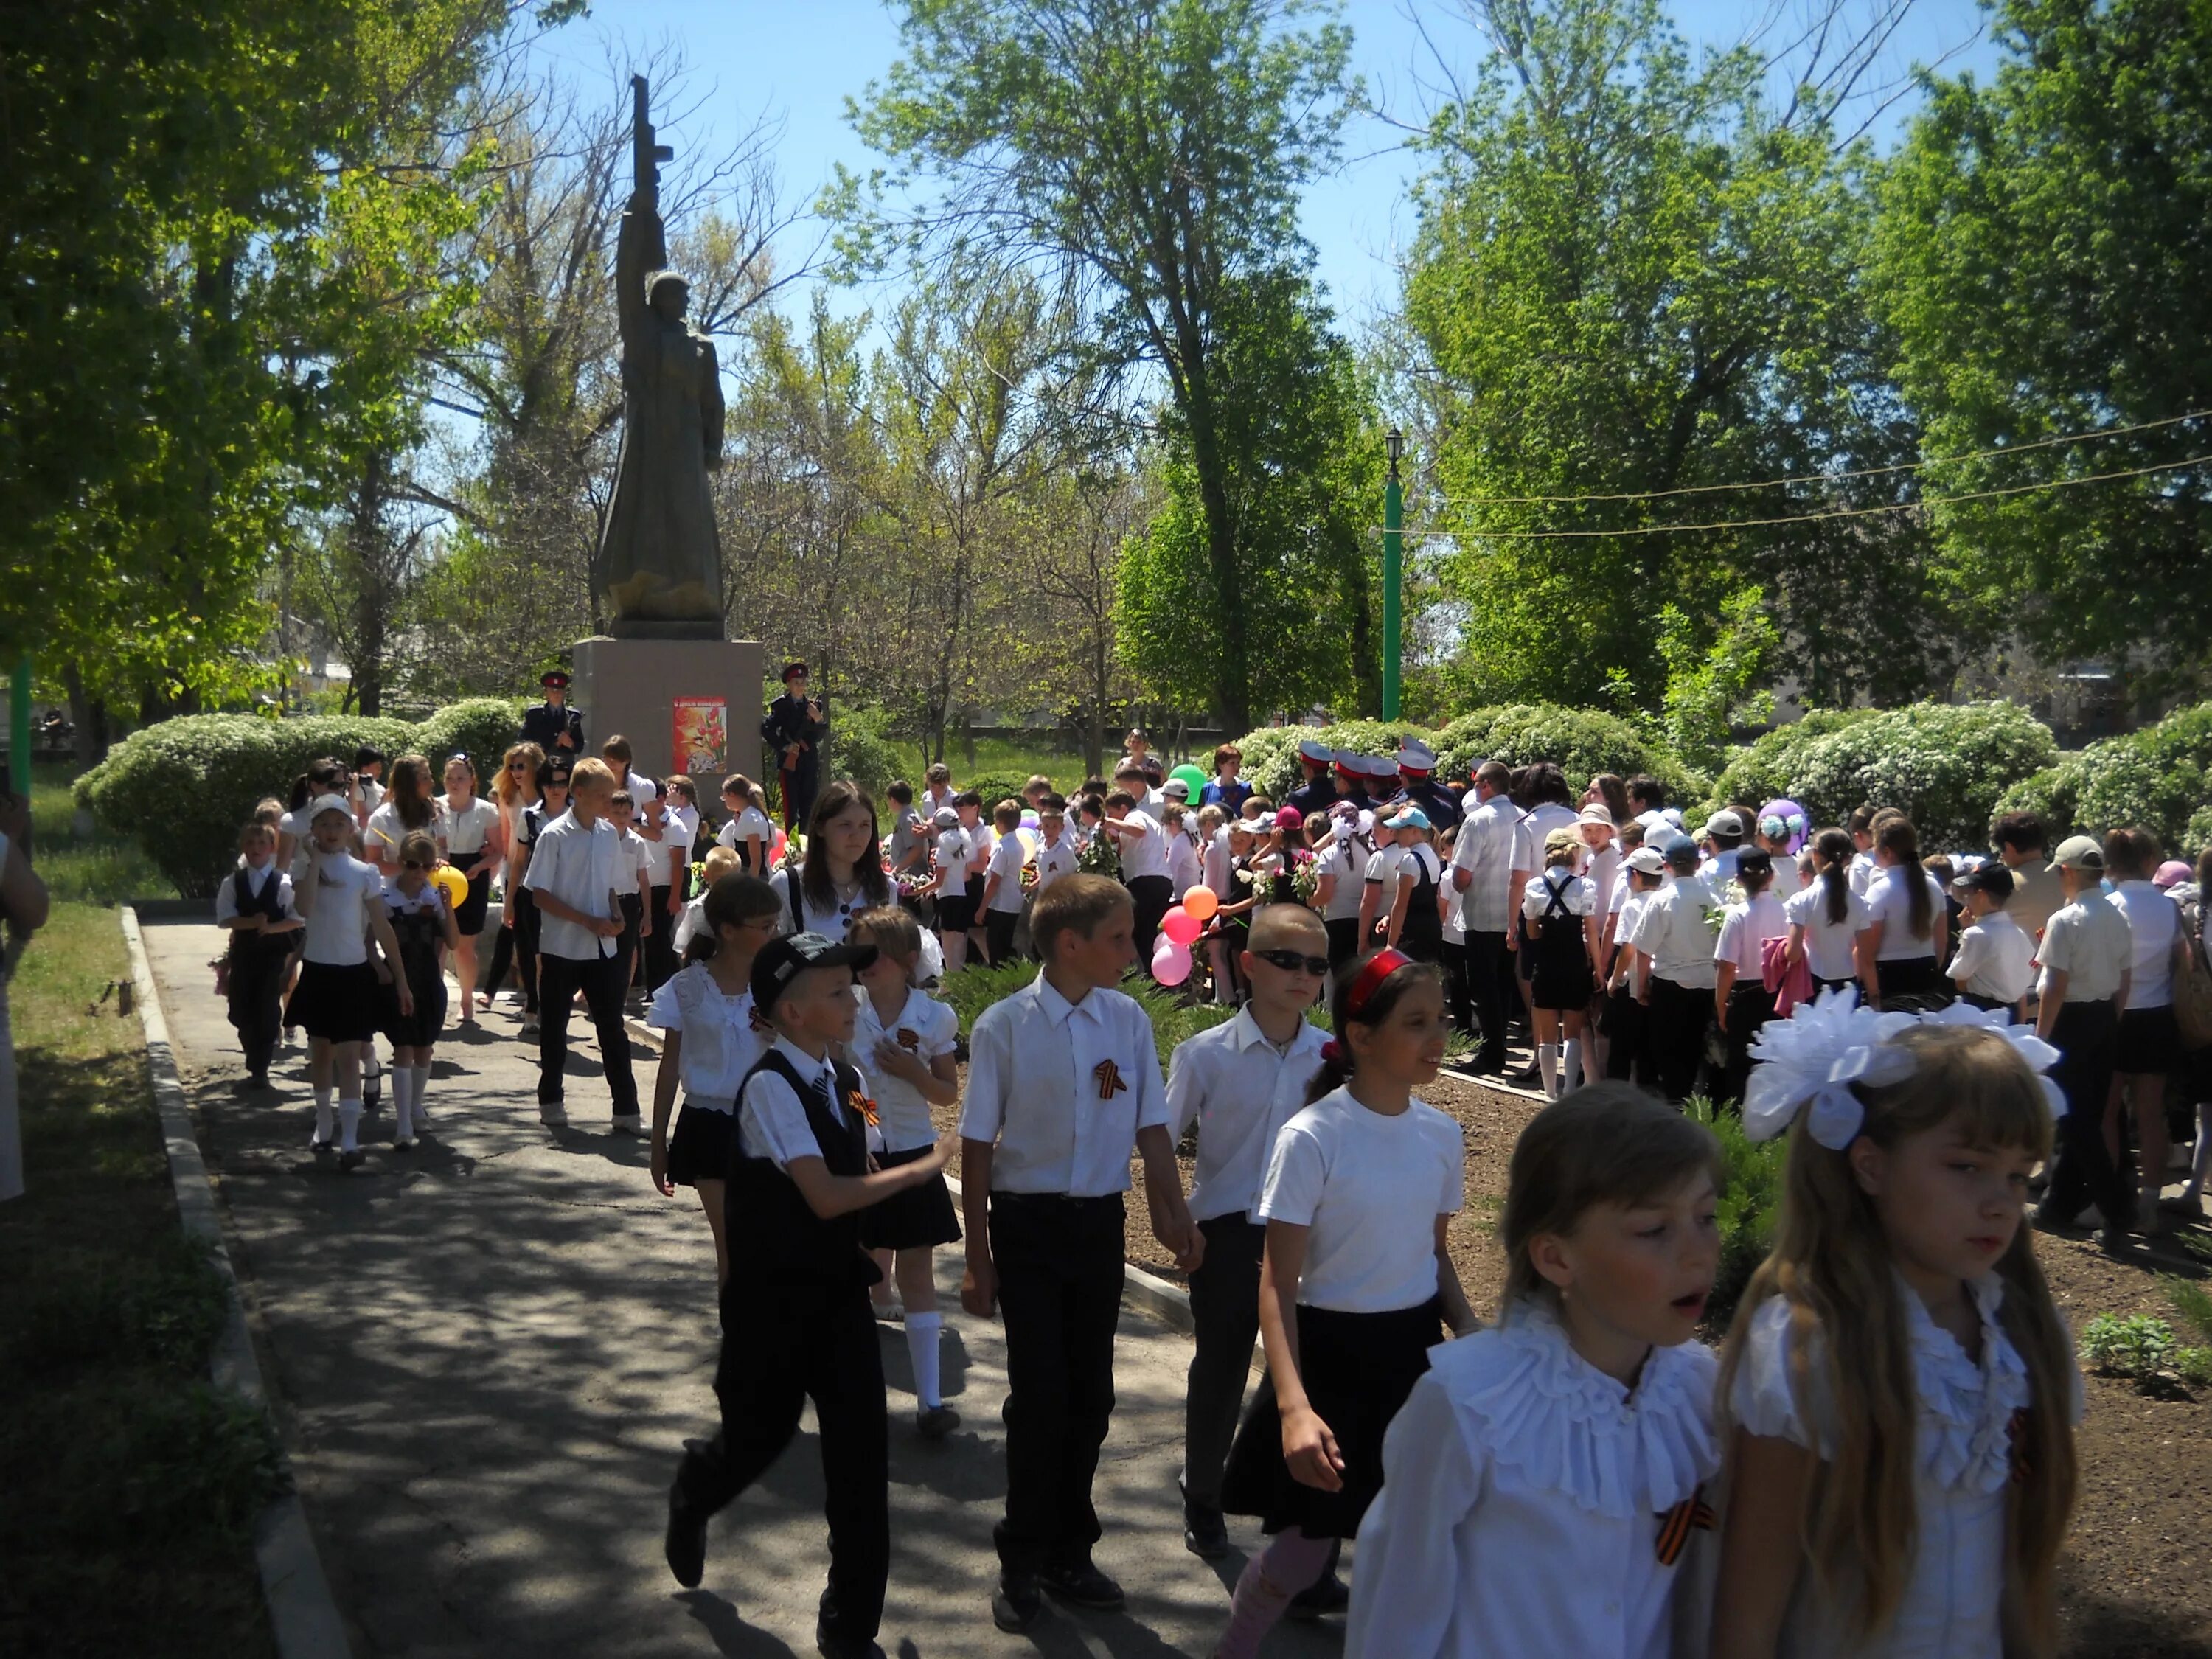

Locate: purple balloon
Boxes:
[1758,798,1809,855]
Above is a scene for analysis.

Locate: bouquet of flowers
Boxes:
[1290,846,1321,905]
[1077,833,1121,882]
[1700,878,1746,937]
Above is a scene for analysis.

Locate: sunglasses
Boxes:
[508,761,529,772]
[403,859,432,871]
[1253,949,1331,978]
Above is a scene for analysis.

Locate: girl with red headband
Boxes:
[1211,948,1478,1659]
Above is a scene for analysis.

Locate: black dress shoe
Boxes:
[1183,1504,1230,1559]
[1287,1569,1350,1620]
[665,1488,707,1589]
[813,1617,885,1659]
[1040,1557,1125,1610]
[1503,1065,1543,1088]
[992,1574,1043,1632]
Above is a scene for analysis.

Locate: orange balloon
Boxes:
[1181,885,1219,922]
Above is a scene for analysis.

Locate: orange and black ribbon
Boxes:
[1655,1485,1717,1565]
[847,1088,880,1129]
[1093,1057,1128,1099]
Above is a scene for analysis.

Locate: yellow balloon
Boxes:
[432,866,469,909]
[1018,827,1040,857]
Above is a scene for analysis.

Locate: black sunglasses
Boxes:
[403,859,432,871]
[1254,948,1331,978]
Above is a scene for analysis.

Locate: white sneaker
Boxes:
[611,1114,646,1136]
[540,1104,569,1129]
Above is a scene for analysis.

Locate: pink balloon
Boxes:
[1151,939,1193,985]
[1160,905,1203,947]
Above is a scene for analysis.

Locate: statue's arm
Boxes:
[700,338,725,471]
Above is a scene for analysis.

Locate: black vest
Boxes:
[726,1048,882,1291]
[226,867,291,957]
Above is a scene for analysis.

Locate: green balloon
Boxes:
[1169,763,1208,793]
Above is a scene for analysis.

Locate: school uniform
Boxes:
[437,796,502,936]
[1714,891,1788,1104]
[2110,880,2183,1074]
[378,880,451,1048]
[1848,849,1878,897]
[481,792,538,1004]
[2036,891,2133,1229]
[852,987,961,1249]
[1391,842,1447,964]
[983,828,1029,965]
[509,800,552,1015]
[773,866,891,947]
[521,810,640,1124]
[613,823,653,988]
[1450,793,1520,1072]
[1362,843,1405,947]
[646,964,764,1186]
[1512,803,1580,988]
[716,802,777,876]
[1440,877,1475,1037]
[1166,1010,1329,1526]
[1285,771,1337,824]
[642,801,697,992]
[1030,833,1077,900]
[1221,1086,1464,1541]
[1319,836,1369,968]
[1784,880,1872,993]
[1604,885,1655,1082]
[671,1037,888,1648]
[1628,872,1719,1102]
[1522,867,1595,1010]
[1114,812,1175,956]
[1947,910,2034,1014]
[1867,866,1950,1004]
[963,822,995,934]
[883,806,928,895]
[959,975,1169,1580]
[931,824,976,935]
[217,860,299,1076]
[285,852,385,1043]
[364,801,442,870]
[1166,821,1202,900]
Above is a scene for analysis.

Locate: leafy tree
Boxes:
[1875,0,2212,695]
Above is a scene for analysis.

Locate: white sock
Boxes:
[313,1087,334,1144]
[1562,1037,1585,1093]
[905,1311,943,1408]
[338,1098,363,1153]
[391,1068,415,1139]
[1537,1043,1559,1096]
[411,1065,431,1123]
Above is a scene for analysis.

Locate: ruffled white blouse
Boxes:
[1730,1275,2075,1658]
[1346,1301,1721,1659]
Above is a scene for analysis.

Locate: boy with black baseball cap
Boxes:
[664,931,954,1659]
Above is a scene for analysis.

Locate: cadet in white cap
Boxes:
[1389,738,1461,832]
[1329,751,1373,813]
[1285,738,1338,821]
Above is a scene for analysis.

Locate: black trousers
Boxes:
[1646,975,1713,1104]
[1604,980,1645,1082]
[645,884,679,992]
[989,1192,1126,1576]
[616,892,643,990]
[535,952,639,1117]
[1720,980,1778,1107]
[513,888,540,1012]
[1128,874,1174,961]
[1183,1214,1265,1514]
[1463,930,1514,1072]
[2042,1000,2131,1228]
[1438,939,1475,1036]
[985,906,1020,967]
[226,939,290,1075]
[675,1281,888,1642]
[781,765,820,835]
[1324,916,1360,970]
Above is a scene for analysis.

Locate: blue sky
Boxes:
[538,0,2001,330]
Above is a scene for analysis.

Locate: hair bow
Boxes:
[1321,1038,1346,1065]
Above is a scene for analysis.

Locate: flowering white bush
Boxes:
[1997,700,2212,857]
[1783,701,2058,852]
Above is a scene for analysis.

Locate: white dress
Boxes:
[1347,1300,1721,1659]
[1730,1276,2078,1658]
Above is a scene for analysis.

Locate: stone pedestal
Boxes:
[572,635,761,787]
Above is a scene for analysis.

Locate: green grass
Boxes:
[26,759,174,907]
[0,813,276,1653]
[895,733,1222,796]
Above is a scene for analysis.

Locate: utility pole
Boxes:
[1382,428,1403,720]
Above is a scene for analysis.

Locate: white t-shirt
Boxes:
[933,826,973,888]
[2109,882,2181,1009]
[2039,894,2132,1004]
[1203,825,1234,896]
[717,805,776,872]
[1866,866,1947,960]
[1257,1087,1464,1315]
[1714,890,1789,977]
[1363,845,1405,891]
[1114,811,1169,881]
[1628,875,1719,990]
[437,795,501,859]
[1032,834,1077,895]
[1784,879,1871,983]
[1611,887,1655,974]
[1948,911,2037,1006]
[646,964,762,1105]
[1848,849,1878,896]
[1520,867,1594,922]
[616,826,653,887]
[364,801,441,868]
[642,801,697,888]
[984,830,1029,914]
[1512,803,1579,877]
[1166,827,1202,897]
[1321,839,1368,922]
[299,852,382,967]
[851,986,959,1152]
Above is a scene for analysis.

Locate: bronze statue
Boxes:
[593,75,725,633]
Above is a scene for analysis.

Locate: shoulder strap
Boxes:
[1540,870,1572,918]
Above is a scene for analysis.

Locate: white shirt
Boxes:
[1257,1087,1464,1313]
[1349,1304,1720,1659]
[437,795,501,859]
[737,1037,862,1165]
[1512,802,1580,878]
[1785,880,1872,983]
[1520,867,1594,922]
[1167,1008,1329,1222]
[1866,866,1947,960]
[1321,839,1368,922]
[959,975,1169,1196]
[299,852,382,966]
[1363,844,1405,891]
[611,771,661,823]
[1583,842,1621,911]
[364,801,441,866]
[214,860,298,925]
[1848,849,1878,896]
[642,801,698,887]
[1032,833,1077,895]
[2039,891,2132,1004]
[2108,881,2180,1009]
[1113,811,1169,881]
[933,825,973,888]
[1628,874,1719,990]
[1394,841,1441,897]
[1203,826,1234,896]
[1715,891,1788,976]
[616,825,653,886]
[671,895,709,959]
[647,964,763,1106]
[984,830,1029,913]
[1703,845,1742,885]
[521,810,622,960]
[1730,1280,2078,1659]
[1610,888,1655,974]
[1166,827,1202,896]
[852,986,959,1152]
[717,804,776,869]
[1948,911,2036,1006]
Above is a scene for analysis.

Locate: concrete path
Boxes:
[142,919,1341,1659]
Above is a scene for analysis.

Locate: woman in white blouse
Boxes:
[1861,817,1950,1009]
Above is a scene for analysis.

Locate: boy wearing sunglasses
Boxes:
[1163,903,1331,1565]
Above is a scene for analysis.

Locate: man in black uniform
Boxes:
[1329,751,1371,814]
[1283,737,1338,822]
[761,661,827,833]
[519,669,585,757]
[1388,738,1462,833]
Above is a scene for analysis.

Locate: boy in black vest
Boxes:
[215,818,303,1090]
[664,931,953,1659]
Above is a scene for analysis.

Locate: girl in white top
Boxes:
[1164,802,1203,898]
[1863,818,1949,1007]
[1347,1085,1725,1659]
[1714,1012,2081,1659]
[364,754,445,875]
[716,772,776,875]
[1784,830,1875,998]
[773,782,894,947]
[846,906,963,1437]
[437,754,505,1024]
[649,873,779,1286]
[1715,848,1790,1104]
[1520,827,1599,1098]
[1315,811,1371,970]
[2101,827,2188,1231]
[1211,950,1475,1659]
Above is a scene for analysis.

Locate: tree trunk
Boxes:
[63,664,108,768]
[351,451,389,718]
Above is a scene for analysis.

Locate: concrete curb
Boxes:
[122,909,353,1659]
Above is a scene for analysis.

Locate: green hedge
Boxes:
[1705,709,1880,813]
[1994,700,2212,857]
[76,700,523,897]
[936,960,1236,1068]
[1686,1098,1786,1333]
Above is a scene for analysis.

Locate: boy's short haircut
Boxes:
[953,789,983,810]
[1214,742,1242,768]
[701,846,741,880]
[611,790,635,813]
[1992,811,2046,855]
[1040,793,1067,814]
[1113,762,1146,783]
[887,780,914,804]
[1246,796,1273,817]
[1031,873,1131,958]
[570,757,616,792]
[1619,821,1645,850]
[1197,804,1225,830]
[1105,789,1136,810]
[1248,902,1325,953]
[1626,773,1664,809]
[252,797,285,827]
[993,799,1021,829]
[852,904,922,961]
[354,745,385,769]
[925,762,953,785]
[602,734,633,764]
[240,818,276,846]
[1082,776,1109,796]
[1025,774,1052,794]
[664,773,695,801]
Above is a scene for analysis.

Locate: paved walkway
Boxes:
[142,919,1340,1659]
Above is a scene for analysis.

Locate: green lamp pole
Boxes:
[7,654,28,801]
[1382,427,1404,720]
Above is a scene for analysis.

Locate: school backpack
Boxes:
[2173,894,2212,1052]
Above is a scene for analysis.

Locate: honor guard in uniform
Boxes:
[520,669,586,757]
[1283,738,1338,822]
[1385,738,1462,833]
[1329,751,1373,813]
[760,661,828,834]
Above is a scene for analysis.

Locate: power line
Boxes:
[1425,408,2212,507]
[1395,453,2212,541]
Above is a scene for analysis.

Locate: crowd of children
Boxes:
[204,721,2212,1658]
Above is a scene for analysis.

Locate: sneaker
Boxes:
[540,1103,569,1130]
[1183,1503,1230,1559]
[1287,1570,1351,1621]
[915,1404,960,1440]
[611,1114,646,1136]
[813,1617,885,1659]
[520,1017,540,1039]
[992,1574,1043,1632]
[664,1486,708,1589]
[1039,1557,1124,1610]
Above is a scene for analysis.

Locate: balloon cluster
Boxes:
[1148,884,1219,986]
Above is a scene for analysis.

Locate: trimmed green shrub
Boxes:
[1705,709,1880,815]
[1994,700,2212,857]
[959,771,1045,812]
[411,698,527,785]
[1433,703,1703,803]
[824,705,904,803]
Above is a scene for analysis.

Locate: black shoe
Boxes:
[664,1486,707,1589]
[232,1076,258,1095]
[1183,1504,1230,1559]
[1287,1570,1351,1621]
[992,1574,1043,1632]
[363,1079,382,1108]
[2031,1202,2081,1234]
[1503,1065,1543,1088]
[1040,1557,1124,1610]
[813,1618,884,1659]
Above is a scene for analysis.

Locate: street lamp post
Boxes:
[1382,428,1403,720]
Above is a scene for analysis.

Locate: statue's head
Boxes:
[647,271,690,323]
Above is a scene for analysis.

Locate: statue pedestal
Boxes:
[573,635,762,786]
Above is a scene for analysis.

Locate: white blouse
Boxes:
[1348,1301,1721,1659]
[646,964,765,1108]
[1729,1277,2079,1659]
[850,986,958,1152]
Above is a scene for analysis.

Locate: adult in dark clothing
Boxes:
[519,669,585,757]
[1379,738,1462,834]
[1283,739,1338,823]
[761,661,828,835]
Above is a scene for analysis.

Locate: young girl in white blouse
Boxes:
[1346,1084,1725,1659]
[1712,1002,2080,1658]
[1715,848,1790,1105]
[1212,948,1478,1659]
[1786,830,1876,1000]
[1522,827,1600,1098]
[648,873,780,1285]
[1863,816,1950,1009]
[437,753,504,1026]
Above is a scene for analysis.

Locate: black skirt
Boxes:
[860,1144,961,1250]
[2117,1004,2181,1074]
[1876,955,1949,1009]
[1529,919,1593,1010]
[380,955,448,1048]
[666,1099,736,1187]
[285,959,384,1043]
[1220,1298,1442,1539]
[451,868,493,936]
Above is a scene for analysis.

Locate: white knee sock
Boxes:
[1562,1037,1585,1093]
[338,1098,363,1153]
[391,1068,415,1140]
[905,1310,943,1408]
[2186,1103,2212,1197]
[313,1086,334,1145]
[1537,1043,1559,1096]
[410,1065,432,1124]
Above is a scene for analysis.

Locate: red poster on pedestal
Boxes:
[671,698,728,777]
